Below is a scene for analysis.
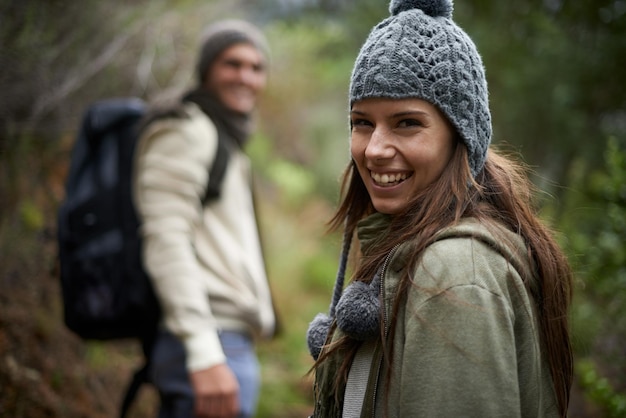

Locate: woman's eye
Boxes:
[351,119,372,128]
[398,119,422,128]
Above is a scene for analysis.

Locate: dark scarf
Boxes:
[182,88,251,150]
[136,88,252,202]
[140,87,252,150]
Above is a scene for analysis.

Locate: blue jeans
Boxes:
[149,328,260,418]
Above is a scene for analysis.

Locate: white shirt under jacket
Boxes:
[133,102,275,372]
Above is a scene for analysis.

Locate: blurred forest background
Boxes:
[1,0,625,417]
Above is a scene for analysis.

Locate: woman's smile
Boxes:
[370,170,412,187]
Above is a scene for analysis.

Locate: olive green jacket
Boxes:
[312,213,558,417]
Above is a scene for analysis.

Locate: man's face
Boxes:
[204,43,267,114]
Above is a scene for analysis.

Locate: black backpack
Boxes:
[57,97,229,415]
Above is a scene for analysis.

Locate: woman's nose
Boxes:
[364,128,394,160]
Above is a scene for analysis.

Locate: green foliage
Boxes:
[454,1,626,191]
[557,137,626,409]
[254,189,340,417]
[258,19,353,203]
[19,200,43,231]
[564,137,626,348]
[301,251,340,294]
[248,132,318,208]
[577,359,626,418]
[267,160,317,208]
[84,343,111,370]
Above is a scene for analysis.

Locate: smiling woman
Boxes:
[350,98,456,215]
[306,0,574,417]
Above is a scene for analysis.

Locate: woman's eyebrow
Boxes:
[350,109,430,118]
[391,110,429,118]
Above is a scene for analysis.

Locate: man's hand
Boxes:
[190,363,240,418]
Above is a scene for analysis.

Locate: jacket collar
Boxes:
[356,212,392,256]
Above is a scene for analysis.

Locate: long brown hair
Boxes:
[319,143,573,416]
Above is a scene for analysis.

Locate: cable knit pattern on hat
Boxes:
[350,0,491,177]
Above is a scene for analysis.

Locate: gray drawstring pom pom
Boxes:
[305,228,385,359]
[335,273,381,341]
[389,0,453,18]
[306,229,352,360]
[307,313,334,360]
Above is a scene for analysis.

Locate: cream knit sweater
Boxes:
[133,103,275,372]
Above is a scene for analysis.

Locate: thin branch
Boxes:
[29,21,144,124]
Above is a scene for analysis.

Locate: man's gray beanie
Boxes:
[196,19,269,84]
[350,0,492,177]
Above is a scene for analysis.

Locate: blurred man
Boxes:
[133,20,277,418]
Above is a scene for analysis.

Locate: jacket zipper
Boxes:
[369,244,401,418]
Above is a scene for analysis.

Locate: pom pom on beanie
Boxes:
[390,0,453,18]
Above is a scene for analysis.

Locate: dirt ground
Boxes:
[0,235,158,418]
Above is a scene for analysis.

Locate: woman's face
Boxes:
[350,97,457,215]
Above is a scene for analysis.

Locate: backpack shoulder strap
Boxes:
[119,331,158,418]
[143,100,231,206]
[201,134,231,205]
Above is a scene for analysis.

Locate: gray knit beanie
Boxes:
[350,0,492,177]
[196,19,269,84]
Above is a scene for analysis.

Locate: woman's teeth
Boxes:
[371,172,408,185]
